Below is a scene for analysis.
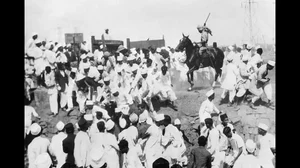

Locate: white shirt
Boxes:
[56,52,68,63]
[92,105,110,120]
[49,132,67,168]
[221,63,239,90]
[74,131,91,167]
[233,154,261,168]
[43,49,56,66]
[198,99,220,123]
[25,106,39,132]
[257,133,275,161]
[206,127,220,156]
[122,146,144,168]
[229,133,246,157]
[28,136,50,168]
[87,66,100,79]
[157,71,172,87]
[216,123,234,151]
[104,133,120,168]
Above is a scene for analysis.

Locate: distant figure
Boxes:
[102,28,112,41]
[26,32,38,55]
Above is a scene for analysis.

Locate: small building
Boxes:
[126,37,165,49]
[91,36,124,53]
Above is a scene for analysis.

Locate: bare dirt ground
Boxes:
[29,53,275,160]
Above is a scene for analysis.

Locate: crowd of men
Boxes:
[25,32,275,168]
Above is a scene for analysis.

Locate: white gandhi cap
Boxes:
[82,63,90,69]
[127,55,135,61]
[139,112,147,123]
[84,114,93,121]
[105,119,115,131]
[117,56,123,61]
[30,123,41,135]
[245,139,256,153]
[119,118,127,129]
[155,114,165,122]
[104,76,110,82]
[80,54,87,59]
[206,89,214,97]
[56,121,65,131]
[141,68,148,75]
[97,65,104,70]
[86,100,94,106]
[71,68,77,73]
[174,118,181,125]
[258,123,269,131]
[267,60,275,67]
[228,46,234,50]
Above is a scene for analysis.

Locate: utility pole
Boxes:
[242,0,257,44]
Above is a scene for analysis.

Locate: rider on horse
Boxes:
[195,23,213,68]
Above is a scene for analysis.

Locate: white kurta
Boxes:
[233,154,261,168]
[221,63,239,90]
[156,71,177,101]
[27,137,50,168]
[162,124,184,164]
[25,106,39,135]
[144,124,164,168]
[43,49,56,69]
[49,132,67,168]
[74,131,91,167]
[122,145,144,168]
[56,52,68,63]
[104,133,120,168]
[32,47,46,76]
[206,128,220,167]
[257,133,275,168]
[198,99,220,123]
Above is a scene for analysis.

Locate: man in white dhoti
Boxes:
[66,68,78,113]
[204,118,220,168]
[43,42,56,69]
[223,126,246,168]
[55,44,68,64]
[24,105,40,137]
[161,115,185,166]
[220,53,239,106]
[156,65,178,111]
[143,114,164,168]
[198,89,220,137]
[28,123,50,168]
[256,60,275,107]
[119,139,144,168]
[249,46,263,73]
[104,119,120,168]
[49,121,67,168]
[44,66,58,115]
[235,54,251,105]
[32,40,46,78]
[74,118,91,168]
[256,123,275,168]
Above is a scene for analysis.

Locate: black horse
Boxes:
[175,33,224,91]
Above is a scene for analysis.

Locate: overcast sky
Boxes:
[25,0,275,48]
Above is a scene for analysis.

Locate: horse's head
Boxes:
[175,33,192,52]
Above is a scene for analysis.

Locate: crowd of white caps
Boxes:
[25,32,275,168]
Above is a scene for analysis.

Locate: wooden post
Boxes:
[126,38,130,49]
